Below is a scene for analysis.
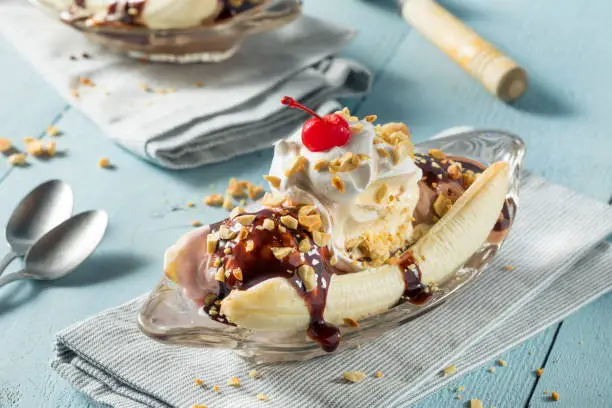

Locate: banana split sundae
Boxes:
[164,97,511,352]
[54,0,265,29]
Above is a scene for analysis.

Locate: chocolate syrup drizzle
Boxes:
[203,208,340,352]
[413,153,512,232]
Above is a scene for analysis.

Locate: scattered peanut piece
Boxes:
[298,265,316,291]
[456,386,465,393]
[204,194,224,206]
[98,157,111,168]
[442,365,457,376]
[25,140,44,156]
[227,376,241,387]
[222,195,234,211]
[551,392,560,401]
[192,405,207,408]
[470,399,483,408]
[191,221,202,227]
[186,202,195,208]
[45,141,57,157]
[505,264,515,272]
[375,370,383,378]
[429,148,446,160]
[79,77,95,87]
[284,155,308,177]
[497,359,508,367]
[8,153,26,166]
[343,371,366,383]
[343,318,359,328]
[194,81,203,88]
[0,137,12,152]
[248,370,258,378]
[194,378,203,386]
[488,367,495,373]
[313,159,328,172]
[248,184,265,200]
[536,368,544,377]
[365,114,377,123]
[212,385,220,392]
[256,393,268,401]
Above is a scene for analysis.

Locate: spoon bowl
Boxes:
[6,180,74,255]
[0,210,108,288]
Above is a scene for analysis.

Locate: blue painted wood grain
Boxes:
[0,0,611,407]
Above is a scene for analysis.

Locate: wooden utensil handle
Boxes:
[401,0,527,102]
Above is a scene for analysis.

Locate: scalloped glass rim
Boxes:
[27,0,302,63]
[138,129,526,363]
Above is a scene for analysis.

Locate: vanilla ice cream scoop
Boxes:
[268,108,421,269]
[55,0,222,29]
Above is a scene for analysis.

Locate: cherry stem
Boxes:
[281,96,323,120]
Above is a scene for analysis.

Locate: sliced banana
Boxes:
[220,161,510,331]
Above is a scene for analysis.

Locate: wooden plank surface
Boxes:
[0,0,610,407]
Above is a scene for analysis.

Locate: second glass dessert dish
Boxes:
[139,99,525,363]
[29,0,302,63]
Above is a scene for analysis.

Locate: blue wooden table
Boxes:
[0,0,611,407]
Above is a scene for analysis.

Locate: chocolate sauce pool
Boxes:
[199,154,512,352]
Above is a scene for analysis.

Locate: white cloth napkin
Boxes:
[0,1,371,168]
[51,171,612,408]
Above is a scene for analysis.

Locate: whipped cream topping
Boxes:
[55,0,222,29]
[268,117,422,269]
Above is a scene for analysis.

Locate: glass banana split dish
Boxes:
[29,0,302,62]
[139,97,525,363]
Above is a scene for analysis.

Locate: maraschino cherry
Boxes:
[281,96,351,152]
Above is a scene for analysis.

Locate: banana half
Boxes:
[220,161,510,331]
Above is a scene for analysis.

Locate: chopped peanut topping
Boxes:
[551,392,559,401]
[219,226,236,240]
[248,369,258,378]
[470,400,483,408]
[298,238,311,253]
[312,231,330,247]
[0,137,11,152]
[257,394,268,401]
[262,218,275,231]
[447,163,462,180]
[350,122,364,134]
[227,376,241,387]
[497,359,508,367]
[8,153,26,166]
[229,206,245,219]
[245,240,255,252]
[375,183,388,204]
[313,159,329,172]
[365,114,377,123]
[284,155,308,177]
[343,318,359,328]
[204,194,224,206]
[194,378,203,386]
[462,173,476,188]
[298,214,322,232]
[47,126,59,137]
[237,228,249,241]
[280,215,298,230]
[428,148,446,160]
[298,265,316,291]
[191,221,202,227]
[206,234,219,254]
[433,193,453,217]
[263,175,281,189]
[375,370,383,378]
[331,176,344,193]
[212,385,220,392]
[536,368,544,377]
[215,267,225,282]
[377,147,390,158]
[232,268,243,281]
[261,193,286,207]
[235,214,256,226]
[393,140,414,164]
[271,247,293,260]
[343,371,366,383]
[505,264,515,272]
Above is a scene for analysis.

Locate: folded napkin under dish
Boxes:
[51,172,612,408]
[0,1,371,169]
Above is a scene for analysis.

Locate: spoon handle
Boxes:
[0,270,28,288]
[0,251,18,277]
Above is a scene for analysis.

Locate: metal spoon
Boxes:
[0,210,108,288]
[0,180,73,275]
